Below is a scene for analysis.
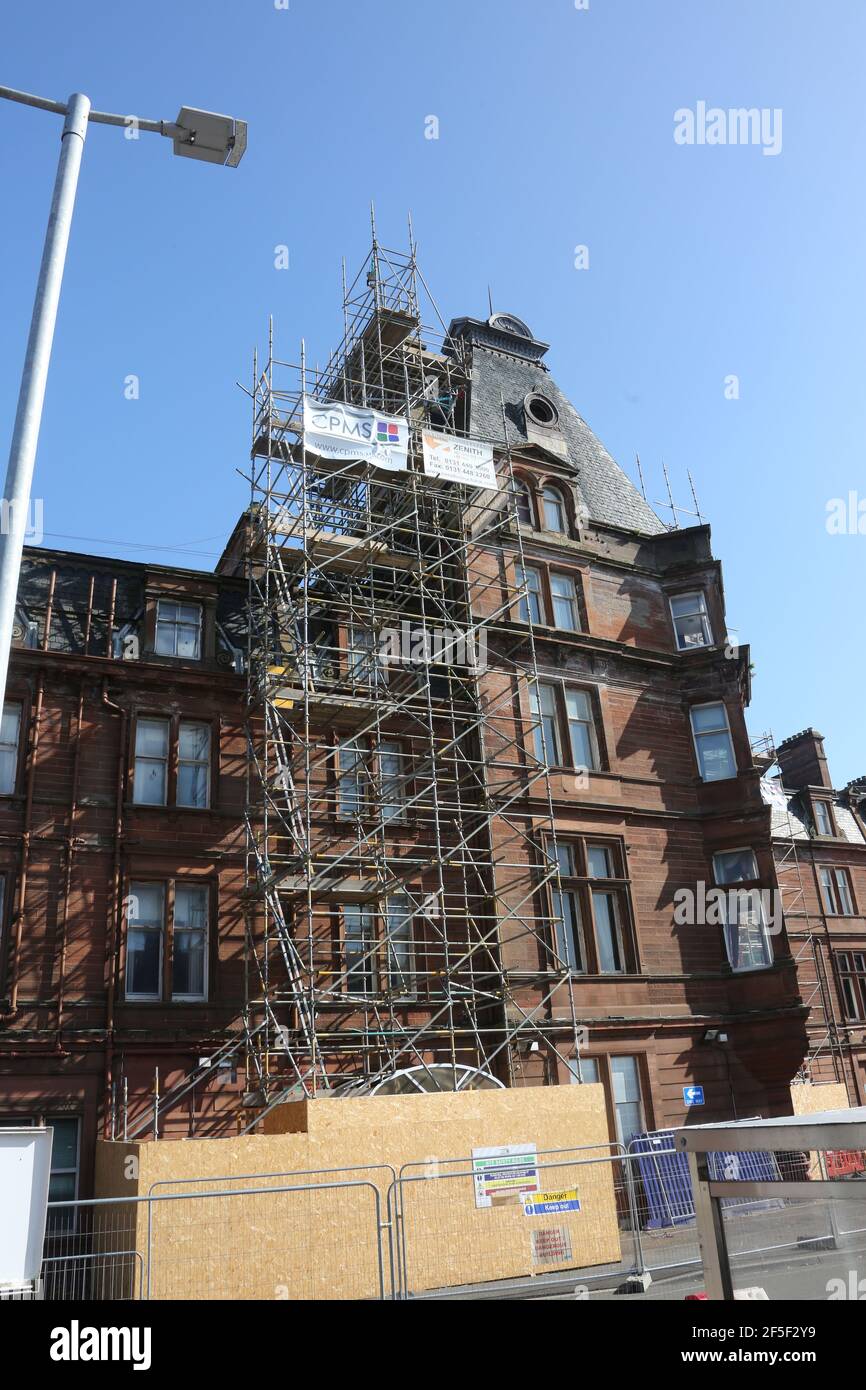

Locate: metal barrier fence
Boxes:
[25,1169,389,1302]
[13,1140,866,1301]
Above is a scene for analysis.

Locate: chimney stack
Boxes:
[775,729,833,790]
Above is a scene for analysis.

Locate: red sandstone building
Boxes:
[0,277,811,1197]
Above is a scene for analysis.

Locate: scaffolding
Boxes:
[241,222,585,1115]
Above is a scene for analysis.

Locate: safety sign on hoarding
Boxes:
[421,430,499,489]
[302,396,409,471]
[521,1188,582,1217]
[472,1142,539,1209]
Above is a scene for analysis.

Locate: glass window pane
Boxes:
[129,882,164,926]
[516,484,533,525]
[565,689,590,722]
[48,1171,77,1203]
[553,889,584,972]
[127,928,161,996]
[820,868,835,913]
[714,849,758,884]
[176,626,200,660]
[0,702,22,792]
[835,870,854,915]
[592,890,623,972]
[587,846,613,878]
[543,487,566,532]
[179,723,209,761]
[695,732,736,782]
[611,1055,640,1105]
[385,896,413,991]
[49,1118,79,1171]
[135,719,169,757]
[675,613,710,649]
[173,931,205,997]
[670,593,698,618]
[178,764,208,808]
[0,749,17,795]
[611,1057,643,1146]
[577,1057,599,1084]
[691,703,726,734]
[135,758,167,805]
[551,575,577,630]
[380,742,404,822]
[345,906,375,992]
[555,843,574,875]
[723,890,772,970]
[175,885,208,929]
[568,719,594,770]
[516,566,543,624]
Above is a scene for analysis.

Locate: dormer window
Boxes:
[813,799,835,837]
[542,484,568,535]
[670,592,712,650]
[155,601,202,660]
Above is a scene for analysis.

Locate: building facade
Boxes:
[455,312,807,1141]
[762,729,866,1106]
[0,265,812,1195]
[0,549,248,1197]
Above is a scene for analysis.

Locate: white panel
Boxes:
[0,1127,53,1286]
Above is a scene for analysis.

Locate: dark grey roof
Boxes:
[15,551,246,662]
[761,776,865,846]
[458,339,665,536]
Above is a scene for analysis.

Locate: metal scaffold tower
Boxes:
[241,220,585,1117]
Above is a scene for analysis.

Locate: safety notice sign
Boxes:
[472,1143,540,1209]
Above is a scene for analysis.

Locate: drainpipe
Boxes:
[55,678,84,1038]
[101,678,127,1139]
[9,671,45,1014]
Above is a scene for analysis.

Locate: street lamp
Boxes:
[0,87,247,712]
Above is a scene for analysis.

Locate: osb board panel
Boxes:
[95,1085,621,1299]
[790,1082,850,1116]
[790,1082,851,1180]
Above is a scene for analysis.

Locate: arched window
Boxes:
[542,484,568,534]
[514,479,534,527]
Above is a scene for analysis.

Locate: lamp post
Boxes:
[0,88,246,713]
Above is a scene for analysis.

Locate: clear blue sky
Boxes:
[2,1,864,782]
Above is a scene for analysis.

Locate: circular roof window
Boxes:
[489,312,532,340]
[524,392,559,428]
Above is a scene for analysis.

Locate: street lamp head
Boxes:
[171,107,247,167]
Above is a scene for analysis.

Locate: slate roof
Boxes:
[454,326,666,535]
[760,775,866,846]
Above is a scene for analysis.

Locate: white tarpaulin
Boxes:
[302,397,409,472]
[421,430,499,490]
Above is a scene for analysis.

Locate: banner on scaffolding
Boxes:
[421,430,499,490]
[302,397,410,471]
